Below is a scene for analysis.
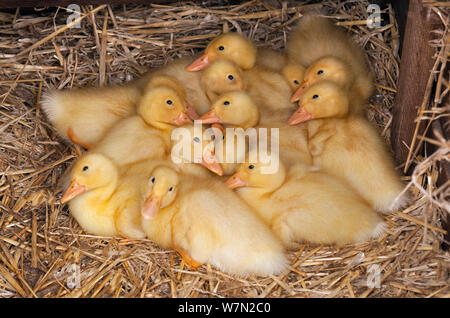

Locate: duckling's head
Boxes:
[61,153,118,203]
[281,62,306,92]
[186,32,257,71]
[171,123,223,176]
[199,91,259,129]
[201,59,245,100]
[225,151,286,191]
[141,166,180,219]
[287,81,349,125]
[138,86,192,129]
[290,56,353,102]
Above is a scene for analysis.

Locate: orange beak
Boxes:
[287,106,313,125]
[61,180,86,204]
[141,194,162,220]
[199,109,221,124]
[172,111,193,126]
[201,149,223,176]
[225,173,248,189]
[184,101,200,120]
[186,54,210,72]
[290,80,310,103]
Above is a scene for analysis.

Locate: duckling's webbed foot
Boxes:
[67,127,92,149]
[175,247,202,269]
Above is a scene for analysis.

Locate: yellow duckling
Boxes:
[186,32,257,71]
[91,85,192,167]
[281,61,306,92]
[287,81,408,213]
[199,91,259,129]
[60,153,124,237]
[41,84,141,149]
[140,165,287,276]
[199,91,312,166]
[287,15,374,106]
[200,59,245,102]
[226,154,386,247]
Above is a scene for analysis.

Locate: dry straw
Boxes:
[0,0,448,298]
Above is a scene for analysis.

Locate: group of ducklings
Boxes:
[41,15,409,277]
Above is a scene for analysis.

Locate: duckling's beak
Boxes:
[141,194,162,219]
[186,54,209,72]
[172,111,193,126]
[225,173,247,189]
[184,101,200,120]
[202,149,223,176]
[199,109,221,124]
[287,106,312,125]
[61,180,86,203]
[290,80,310,103]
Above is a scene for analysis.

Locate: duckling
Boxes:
[60,153,121,237]
[226,154,385,247]
[186,32,257,72]
[140,165,287,277]
[199,91,259,129]
[281,61,306,92]
[41,84,141,149]
[41,57,222,149]
[199,90,312,166]
[287,15,374,106]
[91,85,192,167]
[200,59,245,102]
[287,81,408,213]
[170,123,223,177]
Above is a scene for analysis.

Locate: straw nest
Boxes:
[0,0,448,298]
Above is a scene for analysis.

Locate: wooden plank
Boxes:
[431,116,450,250]
[391,0,441,170]
[0,0,174,9]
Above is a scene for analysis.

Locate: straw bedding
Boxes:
[0,0,448,298]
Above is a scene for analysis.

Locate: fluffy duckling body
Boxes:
[226,157,385,247]
[141,165,287,277]
[256,47,288,72]
[288,81,408,212]
[41,84,141,149]
[91,86,191,167]
[287,15,374,106]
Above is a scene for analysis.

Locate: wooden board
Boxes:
[390,0,441,170]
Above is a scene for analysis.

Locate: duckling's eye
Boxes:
[82,166,89,172]
[169,187,174,192]
[222,135,225,140]
[166,100,173,106]
[293,79,299,85]
[227,74,234,81]
[151,177,155,184]
[223,101,230,106]
[312,94,319,99]
[248,165,255,170]
[193,137,201,143]
[218,45,225,51]
[317,70,324,75]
